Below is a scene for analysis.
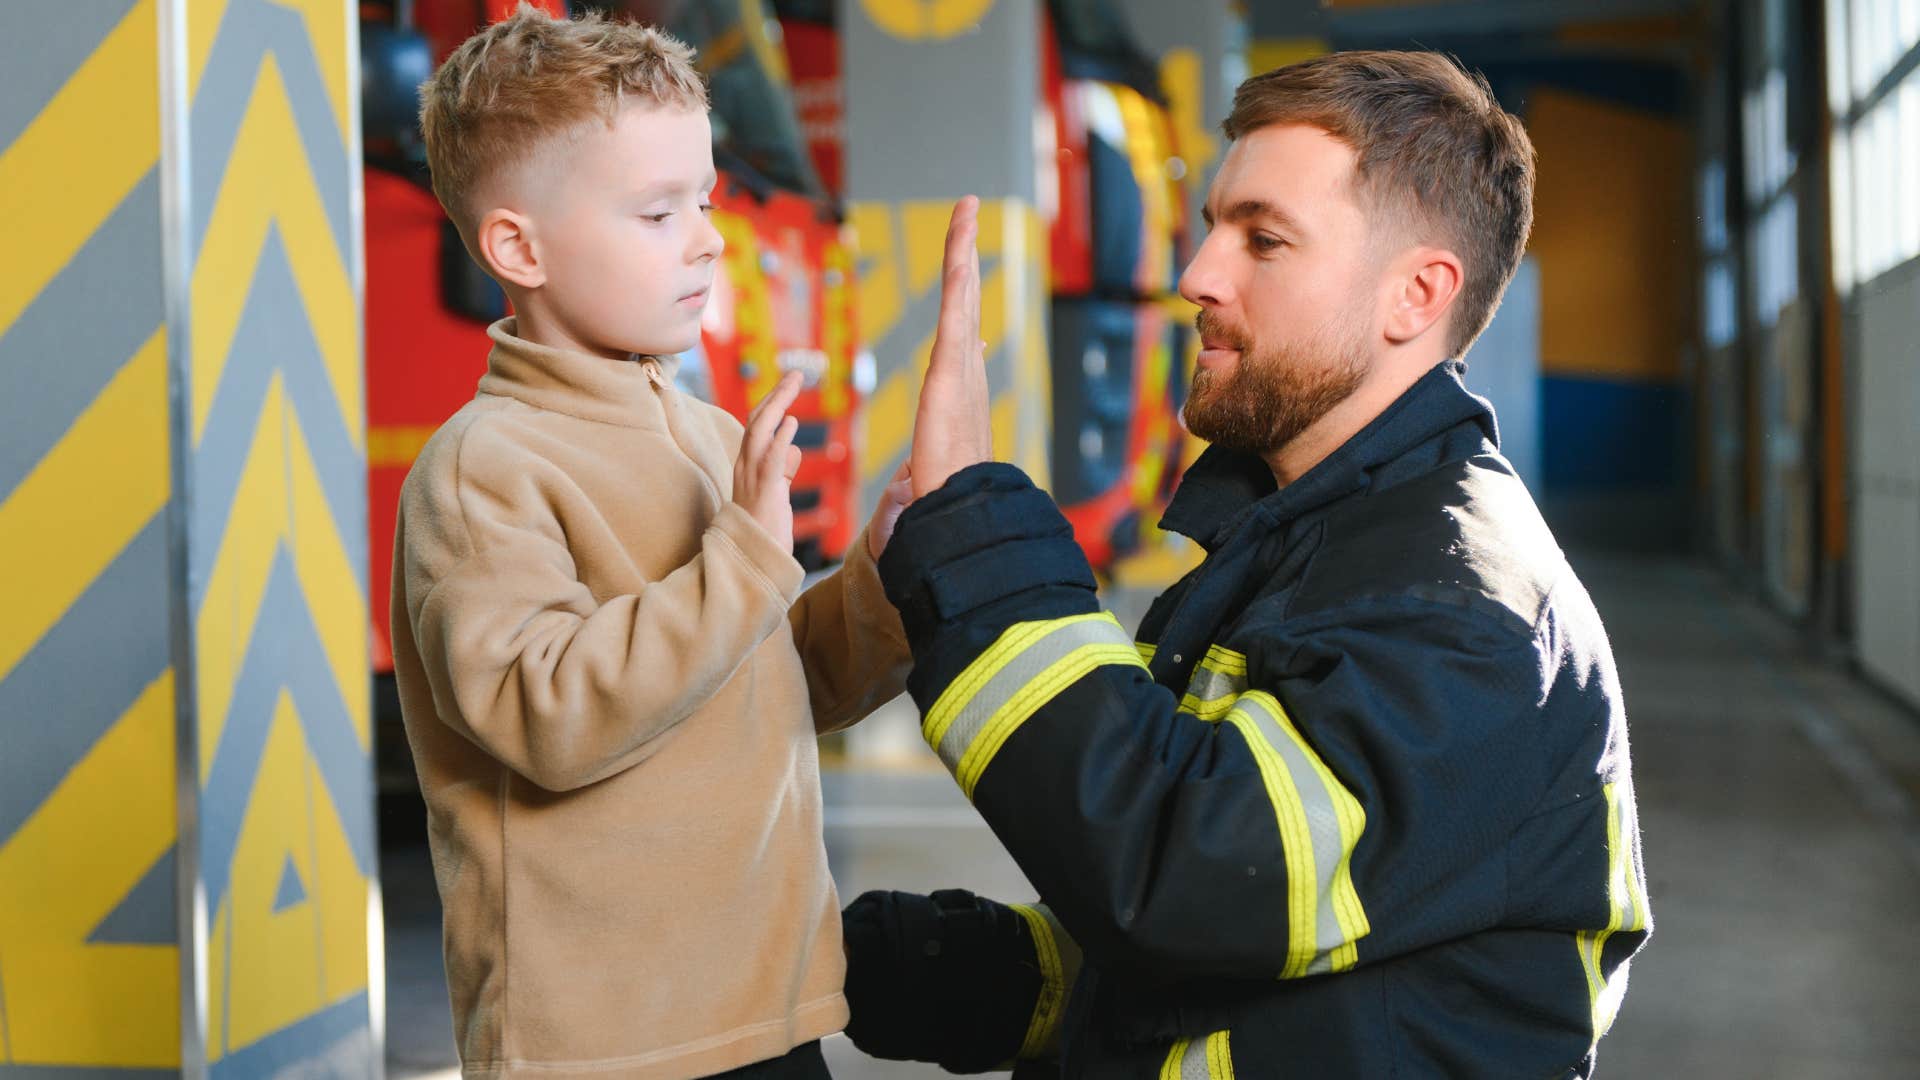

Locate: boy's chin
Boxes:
[626,329,701,358]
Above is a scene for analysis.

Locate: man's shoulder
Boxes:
[1291,455,1566,635]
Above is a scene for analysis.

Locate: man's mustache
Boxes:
[1195,310,1250,353]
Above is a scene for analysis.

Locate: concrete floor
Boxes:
[382,553,1920,1079]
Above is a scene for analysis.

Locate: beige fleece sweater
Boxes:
[389,319,910,1079]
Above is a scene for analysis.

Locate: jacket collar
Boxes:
[476,318,681,429]
[1160,360,1498,549]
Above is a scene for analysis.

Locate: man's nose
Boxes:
[1178,233,1233,309]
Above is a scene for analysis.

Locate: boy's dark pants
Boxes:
[704,1039,831,1079]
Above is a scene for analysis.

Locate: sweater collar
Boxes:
[476,318,682,429]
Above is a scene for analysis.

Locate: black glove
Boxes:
[841,888,1045,1073]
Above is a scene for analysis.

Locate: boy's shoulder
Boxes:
[397,393,580,568]
[405,395,518,493]
[398,394,561,532]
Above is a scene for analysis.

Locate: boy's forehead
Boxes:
[595,103,714,174]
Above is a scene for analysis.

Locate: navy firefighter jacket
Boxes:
[870,360,1652,1078]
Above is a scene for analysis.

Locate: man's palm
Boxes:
[909,196,994,498]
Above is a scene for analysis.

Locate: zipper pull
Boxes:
[642,359,666,388]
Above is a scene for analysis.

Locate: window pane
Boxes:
[1852,0,1875,101]
[1902,77,1920,266]
[1828,0,1853,115]
[1702,160,1729,252]
[1706,260,1738,348]
[1831,129,1855,293]
[1882,0,1903,87]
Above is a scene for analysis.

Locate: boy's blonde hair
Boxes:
[419,3,708,231]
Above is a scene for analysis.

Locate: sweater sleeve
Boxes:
[401,422,805,792]
[787,528,913,734]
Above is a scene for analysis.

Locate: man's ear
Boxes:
[474,207,544,290]
[1383,246,1464,350]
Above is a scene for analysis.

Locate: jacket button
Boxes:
[1172,654,1183,664]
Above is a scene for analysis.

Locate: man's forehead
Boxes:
[1206,123,1359,215]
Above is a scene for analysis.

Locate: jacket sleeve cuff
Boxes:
[877,463,1100,654]
[709,502,807,606]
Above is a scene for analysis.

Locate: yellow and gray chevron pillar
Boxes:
[840,0,1052,510]
[0,2,377,1076]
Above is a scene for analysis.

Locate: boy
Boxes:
[390,8,927,1076]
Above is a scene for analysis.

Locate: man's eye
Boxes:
[1251,233,1284,253]
[643,212,673,223]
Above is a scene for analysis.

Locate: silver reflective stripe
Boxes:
[1182,662,1245,707]
[1178,1037,1213,1080]
[932,616,1134,774]
[1236,694,1347,973]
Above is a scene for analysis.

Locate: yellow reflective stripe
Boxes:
[1137,641,1157,663]
[1179,692,1238,721]
[1206,1030,1235,1080]
[1008,903,1081,1061]
[1225,707,1320,977]
[1159,1039,1190,1080]
[1202,644,1247,676]
[1177,645,1248,720]
[1581,781,1643,1043]
[923,612,1121,746]
[1277,693,1371,972]
[923,617,1078,748]
[921,613,1145,799]
[1160,1030,1234,1079]
[1227,691,1370,977]
[954,641,1142,798]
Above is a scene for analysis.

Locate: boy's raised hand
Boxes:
[864,463,915,560]
[908,196,993,499]
[735,371,805,553]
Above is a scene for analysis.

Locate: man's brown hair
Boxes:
[1225,51,1536,358]
[419,3,708,231]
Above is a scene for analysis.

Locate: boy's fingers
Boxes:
[745,372,804,458]
[785,445,801,481]
[763,415,799,479]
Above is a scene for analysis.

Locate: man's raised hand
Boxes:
[908,195,994,499]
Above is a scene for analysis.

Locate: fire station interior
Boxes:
[3,0,1919,1076]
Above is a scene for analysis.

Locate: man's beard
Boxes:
[1183,309,1370,458]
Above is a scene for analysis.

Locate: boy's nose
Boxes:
[694,217,724,263]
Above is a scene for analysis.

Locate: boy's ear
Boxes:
[475,208,544,289]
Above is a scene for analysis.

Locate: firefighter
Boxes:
[843,52,1650,1078]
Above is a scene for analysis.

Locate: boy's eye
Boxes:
[699,203,715,215]
[643,212,673,223]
